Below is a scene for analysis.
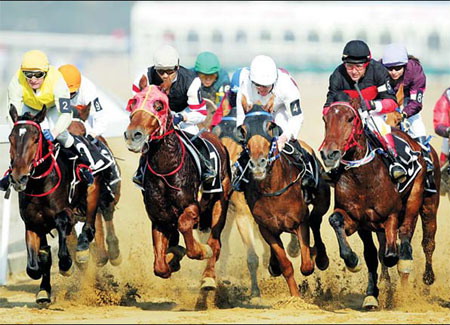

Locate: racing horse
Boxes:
[6,104,101,304]
[67,104,122,267]
[124,85,231,292]
[235,103,331,297]
[320,98,440,309]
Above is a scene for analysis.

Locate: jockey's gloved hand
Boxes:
[43,129,55,142]
[277,134,289,151]
[364,99,377,111]
[173,113,184,126]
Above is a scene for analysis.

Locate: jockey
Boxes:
[130,44,215,188]
[433,87,450,166]
[193,51,230,107]
[323,40,407,184]
[232,55,316,195]
[58,64,121,189]
[381,43,434,177]
[0,50,94,192]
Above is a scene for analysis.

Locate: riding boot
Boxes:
[0,174,10,191]
[232,150,250,191]
[288,140,316,190]
[383,133,407,183]
[66,141,94,186]
[415,136,434,173]
[132,155,145,190]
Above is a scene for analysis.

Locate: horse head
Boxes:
[124,85,171,153]
[320,97,365,168]
[8,104,47,191]
[236,104,282,180]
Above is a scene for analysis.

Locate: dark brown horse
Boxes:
[320,99,440,309]
[67,104,122,267]
[235,103,331,297]
[123,85,231,293]
[7,104,101,305]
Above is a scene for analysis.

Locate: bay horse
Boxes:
[235,103,331,297]
[123,85,231,292]
[67,104,122,267]
[320,99,440,309]
[7,104,101,305]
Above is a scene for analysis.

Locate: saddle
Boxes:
[176,129,223,193]
[364,127,423,193]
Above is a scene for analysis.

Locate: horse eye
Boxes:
[154,101,163,112]
[347,116,354,123]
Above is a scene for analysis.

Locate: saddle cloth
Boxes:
[177,130,223,194]
[392,134,422,193]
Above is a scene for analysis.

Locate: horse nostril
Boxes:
[329,150,341,161]
[20,175,28,185]
[133,131,143,141]
[249,159,256,169]
[259,158,267,168]
[123,131,129,140]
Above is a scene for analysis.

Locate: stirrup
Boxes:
[80,168,94,186]
[132,170,144,190]
[390,163,407,183]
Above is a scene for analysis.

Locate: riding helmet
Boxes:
[194,51,220,75]
[21,50,49,72]
[342,40,371,64]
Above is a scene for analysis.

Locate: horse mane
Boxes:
[18,112,34,121]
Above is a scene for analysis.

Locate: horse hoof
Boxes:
[423,271,435,286]
[76,249,90,264]
[362,295,378,310]
[346,257,362,273]
[36,290,51,305]
[203,245,213,259]
[201,277,216,291]
[316,254,330,271]
[397,259,413,274]
[59,263,74,277]
[268,264,282,277]
[109,253,122,266]
[96,257,109,267]
[287,240,300,258]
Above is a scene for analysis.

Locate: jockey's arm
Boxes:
[180,77,207,124]
[51,77,72,138]
[88,97,107,137]
[402,69,426,118]
[282,85,304,140]
[6,75,24,127]
[433,90,450,138]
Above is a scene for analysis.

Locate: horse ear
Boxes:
[139,74,148,91]
[241,94,252,113]
[9,104,19,123]
[234,124,247,144]
[211,125,222,138]
[263,94,275,113]
[34,105,47,124]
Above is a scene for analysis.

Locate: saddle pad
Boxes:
[178,135,223,194]
[393,135,422,193]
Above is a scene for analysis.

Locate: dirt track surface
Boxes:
[1,78,450,324]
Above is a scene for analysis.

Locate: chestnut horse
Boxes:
[320,99,440,309]
[124,85,231,292]
[235,103,331,297]
[67,105,122,267]
[7,104,101,305]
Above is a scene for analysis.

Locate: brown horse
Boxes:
[235,103,331,297]
[123,85,231,293]
[7,104,101,305]
[67,104,122,267]
[320,99,440,309]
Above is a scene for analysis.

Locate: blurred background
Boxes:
[0,0,449,282]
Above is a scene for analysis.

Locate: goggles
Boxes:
[70,91,79,99]
[386,65,405,72]
[23,70,47,79]
[344,63,368,71]
[252,81,272,89]
[156,68,177,76]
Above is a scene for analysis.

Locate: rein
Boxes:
[13,120,62,197]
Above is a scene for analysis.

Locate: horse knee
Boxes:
[329,212,344,229]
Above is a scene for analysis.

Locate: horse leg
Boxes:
[376,232,391,283]
[54,209,74,276]
[25,229,41,280]
[295,222,315,276]
[234,204,261,297]
[419,194,438,285]
[383,213,400,268]
[201,198,228,291]
[94,211,108,267]
[309,192,330,271]
[328,209,361,272]
[151,225,173,278]
[76,182,100,264]
[259,225,299,297]
[287,233,300,258]
[103,202,122,266]
[358,230,379,310]
[178,204,212,260]
[36,237,52,305]
[166,230,185,273]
